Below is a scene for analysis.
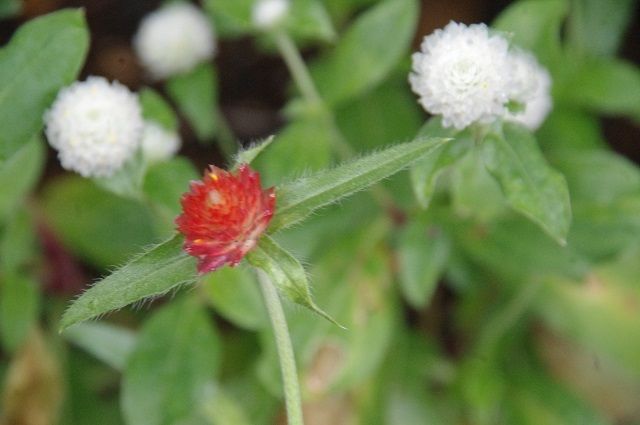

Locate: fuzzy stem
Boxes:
[258,271,304,425]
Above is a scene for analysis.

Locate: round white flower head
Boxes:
[141,121,181,163]
[504,49,552,130]
[252,0,290,29]
[44,76,143,178]
[409,21,512,130]
[134,2,216,80]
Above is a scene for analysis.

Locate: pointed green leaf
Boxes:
[200,383,252,425]
[64,322,136,371]
[493,0,567,70]
[203,266,268,330]
[397,221,450,309]
[143,157,199,218]
[0,9,89,159]
[269,136,448,232]
[409,118,464,208]
[140,87,178,131]
[482,123,571,245]
[232,136,274,169]
[560,58,640,123]
[566,0,636,57]
[0,137,45,222]
[253,116,333,186]
[122,298,220,425]
[41,176,157,268]
[60,235,197,331]
[287,0,336,43]
[310,0,418,106]
[167,63,218,141]
[0,274,40,353]
[246,235,340,326]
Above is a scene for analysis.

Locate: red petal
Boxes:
[176,164,275,274]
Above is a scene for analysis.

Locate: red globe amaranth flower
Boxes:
[176,164,276,274]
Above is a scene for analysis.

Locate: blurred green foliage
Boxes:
[1,0,640,424]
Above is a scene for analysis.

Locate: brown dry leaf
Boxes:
[535,325,640,423]
[1,328,63,425]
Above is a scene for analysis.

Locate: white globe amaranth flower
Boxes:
[134,2,216,80]
[252,0,290,29]
[409,21,512,130]
[141,121,181,163]
[504,49,552,130]
[44,77,143,178]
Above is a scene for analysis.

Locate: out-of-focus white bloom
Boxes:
[504,50,552,130]
[134,3,216,80]
[409,21,512,130]
[252,0,289,29]
[141,121,181,163]
[44,77,143,178]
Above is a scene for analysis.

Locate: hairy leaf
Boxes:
[247,235,340,326]
[270,136,448,232]
[60,235,197,331]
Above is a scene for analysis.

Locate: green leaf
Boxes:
[482,123,571,245]
[0,9,89,159]
[203,266,268,330]
[397,220,450,309]
[0,274,40,353]
[0,210,37,274]
[335,76,424,151]
[92,152,146,200]
[246,235,340,325]
[559,58,640,123]
[64,322,136,371]
[232,136,274,169]
[287,0,336,43]
[122,298,220,425]
[269,136,449,232]
[451,146,507,222]
[202,0,253,36]
[538,108,606,152]
[200,383,252,425]
[167,63,218,141]
[253,115,332,186]
[140,87,178,131]
[142,156,199,218]
[452,215,588,284]
[492,0,567,70]
[566,0,637,57]
[59,235,197,331]
[41,176,158,268]
[310,0,418,106]
[409,118,465,209]
[0,0,20,19]
[0,138,44,223]
[553,149,640,205]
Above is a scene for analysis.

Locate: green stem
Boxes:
[273,30,398,213]
[274,30,323,107]
[258,271,304,425]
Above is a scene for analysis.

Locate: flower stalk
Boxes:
[272,29,397,212]
[257,270,304,425]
